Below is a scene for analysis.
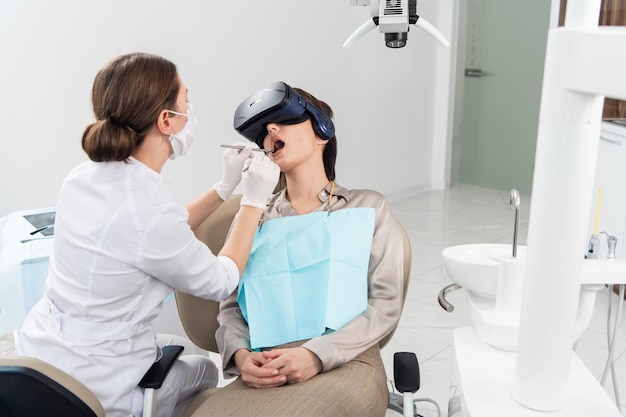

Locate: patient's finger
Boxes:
[241,371,287,388]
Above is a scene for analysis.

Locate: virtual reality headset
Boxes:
[233,81,335,148]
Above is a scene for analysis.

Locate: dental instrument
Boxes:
[587,186,604,259]
[29,224,54,235]
[343,0,450,49]
[233,81,335,148]
[20,236,55,244]
[220,144,273,155]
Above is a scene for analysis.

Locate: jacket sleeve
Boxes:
[215,289,251,377]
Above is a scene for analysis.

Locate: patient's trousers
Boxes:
[190,344,389,417]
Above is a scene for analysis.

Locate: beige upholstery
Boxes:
[179,387,220,417]
[175,195,242,353]
[175,194,412,352]
[0,355,105,417]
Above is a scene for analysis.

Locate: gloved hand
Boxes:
[240,152,280,209]
[213,141,259,201]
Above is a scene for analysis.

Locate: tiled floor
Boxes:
[380,184,626,416]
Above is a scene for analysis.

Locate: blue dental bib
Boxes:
[238,208,375,349]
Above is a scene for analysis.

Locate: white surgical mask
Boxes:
[167,104,197,160]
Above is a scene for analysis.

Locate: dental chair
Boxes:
[174,194,417,416]
[0,342,184,417]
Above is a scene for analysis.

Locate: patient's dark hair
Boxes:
[294,87,337,181]
[82,52,180,162]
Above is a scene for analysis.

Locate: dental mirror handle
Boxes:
[30,224,54,235]
[220,144,271,155]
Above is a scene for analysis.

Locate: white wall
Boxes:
[0,0,456,216]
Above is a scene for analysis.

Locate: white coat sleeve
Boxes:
[138,202,239,301]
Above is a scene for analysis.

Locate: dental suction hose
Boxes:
[587,234,600,259]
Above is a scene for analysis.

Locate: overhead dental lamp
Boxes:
[343,0,450,49]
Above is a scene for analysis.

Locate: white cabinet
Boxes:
[588,122,626,259]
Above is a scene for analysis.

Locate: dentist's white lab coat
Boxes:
[16,158,238,417]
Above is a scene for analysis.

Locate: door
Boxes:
[453,0,552,196]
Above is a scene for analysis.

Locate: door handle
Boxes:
[465,68,493,78]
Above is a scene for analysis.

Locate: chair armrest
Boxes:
[393,351,420,393]
[138,345,184,389]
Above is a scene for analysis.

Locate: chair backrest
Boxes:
[0,356,105,417]
[175,195,242,353]
[175,195,412,352]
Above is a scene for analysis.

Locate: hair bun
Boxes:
[107,115,123,127]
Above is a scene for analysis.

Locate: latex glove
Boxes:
[213,141,259,200]
[240,152,280,209]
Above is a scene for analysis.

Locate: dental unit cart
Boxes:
[0,208,55,335]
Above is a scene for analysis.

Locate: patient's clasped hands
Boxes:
[234,347,323,388]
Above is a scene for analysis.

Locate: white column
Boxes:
[511,0,603,410]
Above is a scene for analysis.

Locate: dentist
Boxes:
[15,52,279,417]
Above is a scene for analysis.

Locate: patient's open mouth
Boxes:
[273,140,285,153]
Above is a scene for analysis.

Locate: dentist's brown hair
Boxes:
[82,52,180,162]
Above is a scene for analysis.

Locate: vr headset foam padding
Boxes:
[233,81,335,148]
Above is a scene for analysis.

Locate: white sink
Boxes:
[441,243,526,298]
[440,243,604,350]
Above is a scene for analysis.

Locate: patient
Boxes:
[194,82,406,417]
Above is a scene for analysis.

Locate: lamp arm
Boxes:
[412,16,450,47]
[343,18,377,49]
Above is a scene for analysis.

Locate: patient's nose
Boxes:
[267,123,278,135]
